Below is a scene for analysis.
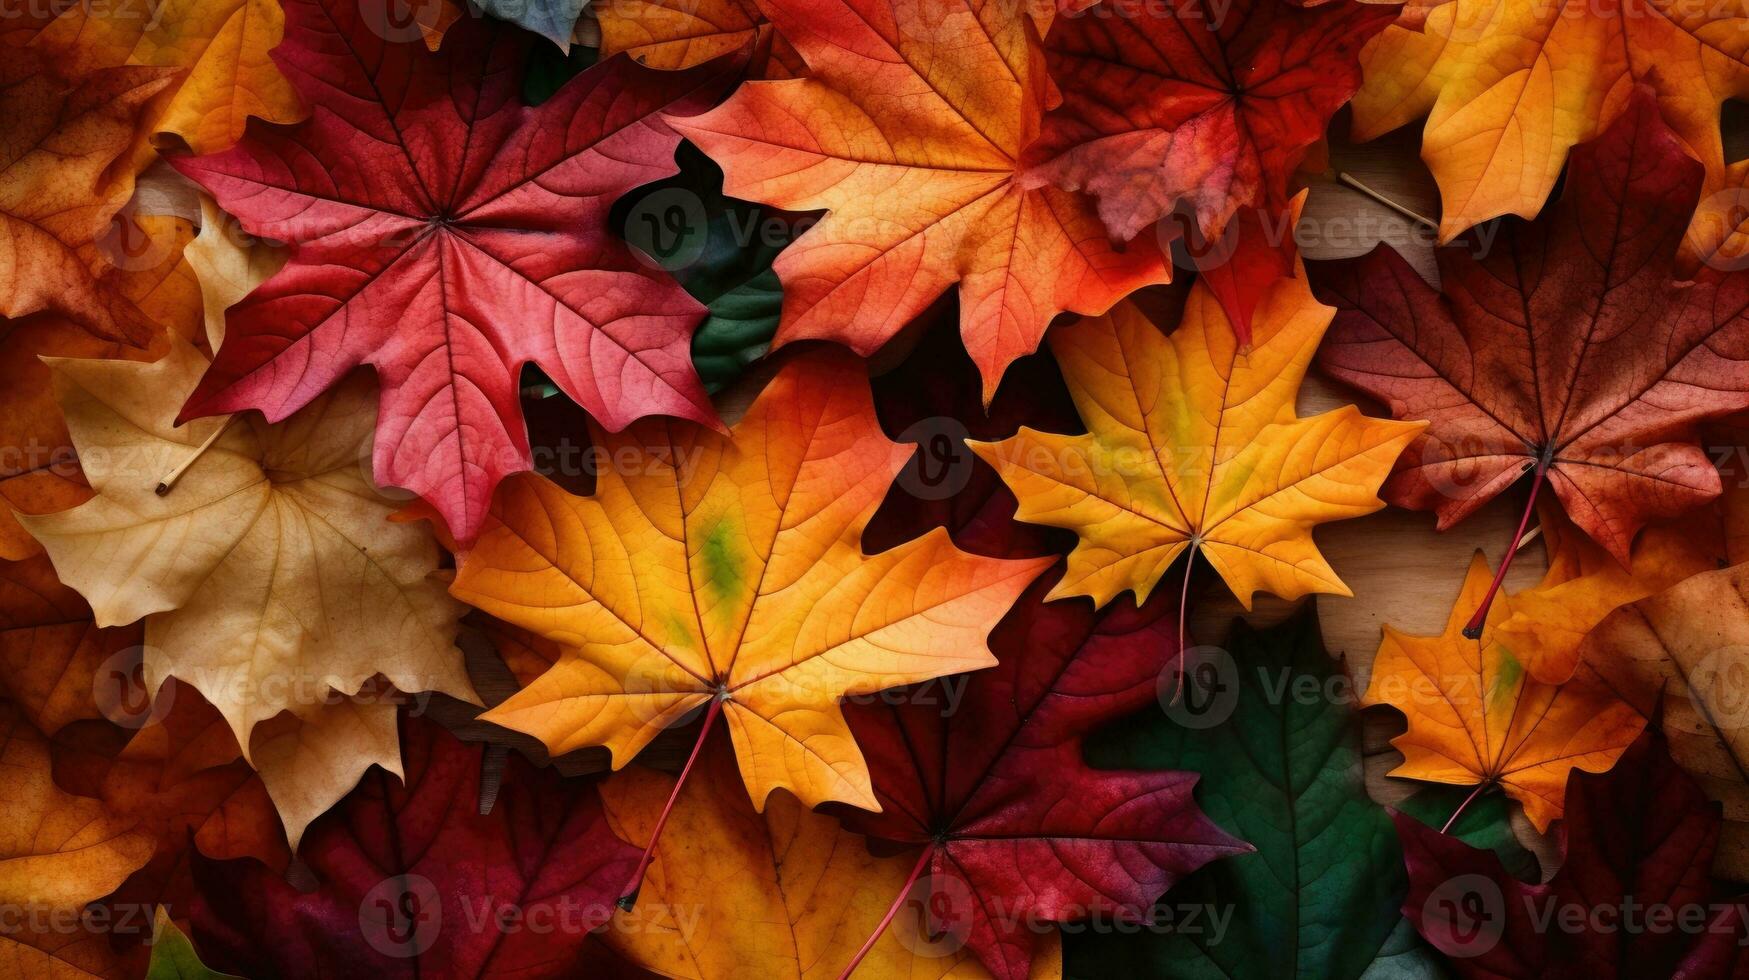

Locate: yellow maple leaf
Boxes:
[1370,551,1645,832]
[1352,0,1749,250]
[451,351,1051,811]
[972,273,1422,610]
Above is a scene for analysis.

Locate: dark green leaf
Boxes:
[614,143,813,393]
[1066,609,1446,980]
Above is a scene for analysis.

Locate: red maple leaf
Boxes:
[187,713,637,978]
[1310,89,1749,631]
[171,0,735,542]
[1023,0,1393,244]
[841,326,1245,980]
[1396,732,1749,977]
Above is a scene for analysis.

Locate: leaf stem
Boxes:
[1171,543,1200,705]
[1440,780,1491,835]
[838,845,934,980]
[616,693,725,911]
[1462,461,1546,639]
[155,415,237,496]
[1336,172,1438,232]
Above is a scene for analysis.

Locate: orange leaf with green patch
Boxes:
[450,350,1051,904]
[1368,551,1646,832]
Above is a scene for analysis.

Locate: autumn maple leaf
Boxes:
[601,735,1049,978]
[19,335,476,847]
[0,705,155,977]
[839,566,1246,980]
[0,49,175,345]
[1351,0,1749,252]
[187,714,637,978]
[1582,559,1749,882]
[450,350,1051,902]
[596,0,804,78]
[1396,733,1749,975]
[49,679,293,939]
[1491,503,1720,685]
[972,273,1422,618]
[1367,550,1645,832]
[673,0,1170,403]
[1022,0,1395,245]
[169,0,738,542]
[32,0,304,156]
[0,211,201,560]
[1313,90,1749,632]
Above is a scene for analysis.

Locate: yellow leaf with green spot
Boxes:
[971,272,1422,610]
[452,351,1051,812]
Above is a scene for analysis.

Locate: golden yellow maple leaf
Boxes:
[598,737,1059,979]
[0,705,153,977]
[451,351,1051,811]
[1370,551,1645,832]
[595,0,802,77]
[34,0,303,156]
[1352,0,1749,248]
[17,330,476,845]
[971,274,1423,610]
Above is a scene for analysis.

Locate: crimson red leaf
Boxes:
[171,0,735,542]
[1023,0,1392,244]
[1311,88,1749,567]
[1396,733,1749,978]
[866,311,1085,561]
[838,565,1247,980]
[187,713,636,979]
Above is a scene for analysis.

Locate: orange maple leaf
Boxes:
[451,351,1051,812]
[1352,0,1749,257]
[672,0,1168,402]
[1368,551,1645,832]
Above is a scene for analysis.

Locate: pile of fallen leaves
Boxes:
[9,0,1749,977]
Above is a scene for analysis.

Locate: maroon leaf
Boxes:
[188,713,637,979]
[1396,732,1749,978]
[837,564,1247,980]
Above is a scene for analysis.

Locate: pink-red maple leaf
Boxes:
[171,0,735,542]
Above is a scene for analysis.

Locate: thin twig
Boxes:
[155,416,237,496]
[1337,172,1439,232]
